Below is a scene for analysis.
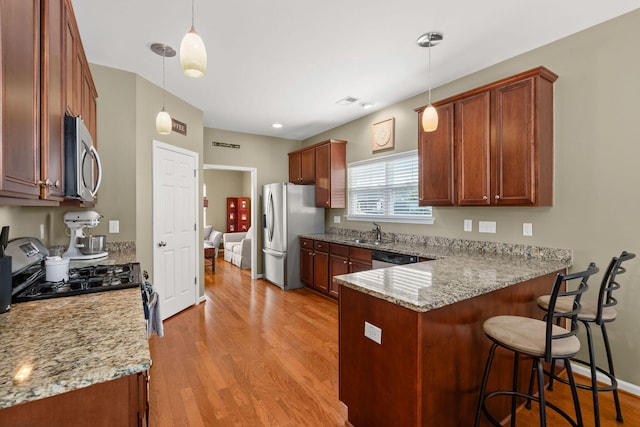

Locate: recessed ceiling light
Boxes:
[272,123,283,129]
[360,102,374,109]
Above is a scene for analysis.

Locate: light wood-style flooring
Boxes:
[149,257,640,426]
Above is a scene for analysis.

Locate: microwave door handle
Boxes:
[89,145,102,197]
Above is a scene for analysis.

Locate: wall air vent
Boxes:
[336,96,359,106]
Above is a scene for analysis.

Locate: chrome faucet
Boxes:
[373,222,382,241]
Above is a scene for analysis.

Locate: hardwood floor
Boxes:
[149,258,639,426]
[149,258,348,426]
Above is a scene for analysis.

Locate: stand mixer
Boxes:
[62,211,108,260]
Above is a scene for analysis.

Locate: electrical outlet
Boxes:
[479,221,497,233]
[523,223,533,236]
[334,215,341,224]
[109,220,120,234]
[464,219,472,232]
[364,321,382,344]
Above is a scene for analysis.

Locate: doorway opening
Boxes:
[203,164,258,280]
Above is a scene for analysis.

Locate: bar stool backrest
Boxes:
[545,263,600,363]
[597,251,636,324]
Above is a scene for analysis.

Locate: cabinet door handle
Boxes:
[482,195,488,200]
[157,241,167,247]
[495,195,500,200]
[343,260,347,264]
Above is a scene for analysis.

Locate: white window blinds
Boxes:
[347,150,432,223]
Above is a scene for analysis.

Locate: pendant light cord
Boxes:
[428,39,432,105]
[162,49,166,111]
[191,0,195,29]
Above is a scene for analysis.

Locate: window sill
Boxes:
[345,215,434,225]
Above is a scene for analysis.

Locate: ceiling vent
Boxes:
[336,96,359,106]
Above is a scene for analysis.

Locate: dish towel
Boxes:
[147,291,164,337]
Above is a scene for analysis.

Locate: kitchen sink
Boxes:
[351,239,386,245]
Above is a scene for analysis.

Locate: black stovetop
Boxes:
[12,262,141,303]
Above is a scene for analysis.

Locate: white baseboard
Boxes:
[198,295,206,304]
[571,362,640,397]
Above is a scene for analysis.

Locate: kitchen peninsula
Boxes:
[0,288,150,426]
[327,232,571,426]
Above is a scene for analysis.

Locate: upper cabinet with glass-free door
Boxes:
[417,66,557,207]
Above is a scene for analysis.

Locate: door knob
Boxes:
[158,241,167,247]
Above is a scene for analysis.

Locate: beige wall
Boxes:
[305,10,640,385]
[133,73,204,286]
[203,128,301,272]
[204,169,247,232]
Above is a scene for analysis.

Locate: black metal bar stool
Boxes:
[474,263,599,427]
[533,251,635,426]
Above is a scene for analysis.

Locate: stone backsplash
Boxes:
[326,227,572,263]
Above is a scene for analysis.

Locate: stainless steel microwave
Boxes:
[64,115,102,202]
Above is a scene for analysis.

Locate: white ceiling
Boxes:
[71,0,640,141]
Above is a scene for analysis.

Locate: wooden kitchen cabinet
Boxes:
[64,0,97,141]
[0,372,149,427]
[329,244,372,297]
[300,238,314,287]
[0,0,42,200]
[314,139,347,208]
[417,67,557,207]
[418,103,455,206]
[0,0,96,204]
[312,240,330,293]
[299,238,330,294]
[456,91,492,205]
[41,0,67,200]
[288,139,347,208]
[288,148,315,184]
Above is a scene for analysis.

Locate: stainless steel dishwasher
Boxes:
[371,250,418,269]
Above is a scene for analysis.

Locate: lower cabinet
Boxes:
[301,238,373,299]
[300,238,330,294]
[0,372,149,427]
[312,240,330,293]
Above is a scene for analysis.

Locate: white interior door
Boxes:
[152,141,198,320]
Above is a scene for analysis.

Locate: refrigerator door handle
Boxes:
[267,192,275,242]
[262,248,285,258]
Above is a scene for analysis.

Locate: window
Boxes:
[346,150,433,224]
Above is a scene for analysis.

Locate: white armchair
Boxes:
[223,227,252,269]
[204,229,222,258]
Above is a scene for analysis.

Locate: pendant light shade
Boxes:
[151,43,176,135]
[422,104,438,132]
[180,0,207,78]
[156,109,172,134]
[417,32,443,133]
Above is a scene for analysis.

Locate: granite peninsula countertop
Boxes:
[0,288,150,409]
[302,231,572,313]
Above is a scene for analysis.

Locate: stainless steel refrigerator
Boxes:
[262,183,325,290]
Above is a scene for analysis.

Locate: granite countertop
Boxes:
[0,288,151,409]
[303,231,572,313]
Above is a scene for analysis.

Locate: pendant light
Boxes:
[180,0,207,78]
[417,32,443,132]
[151,43,176,135]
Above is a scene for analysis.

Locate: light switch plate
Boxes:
[479,221,497,233]
[109,220,120,234]
[523,223,533,236]
[334,215,341,224]
[464,219,472,232]
[364,321,382,344]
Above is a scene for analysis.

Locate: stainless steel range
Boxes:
[7,237,141,303]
